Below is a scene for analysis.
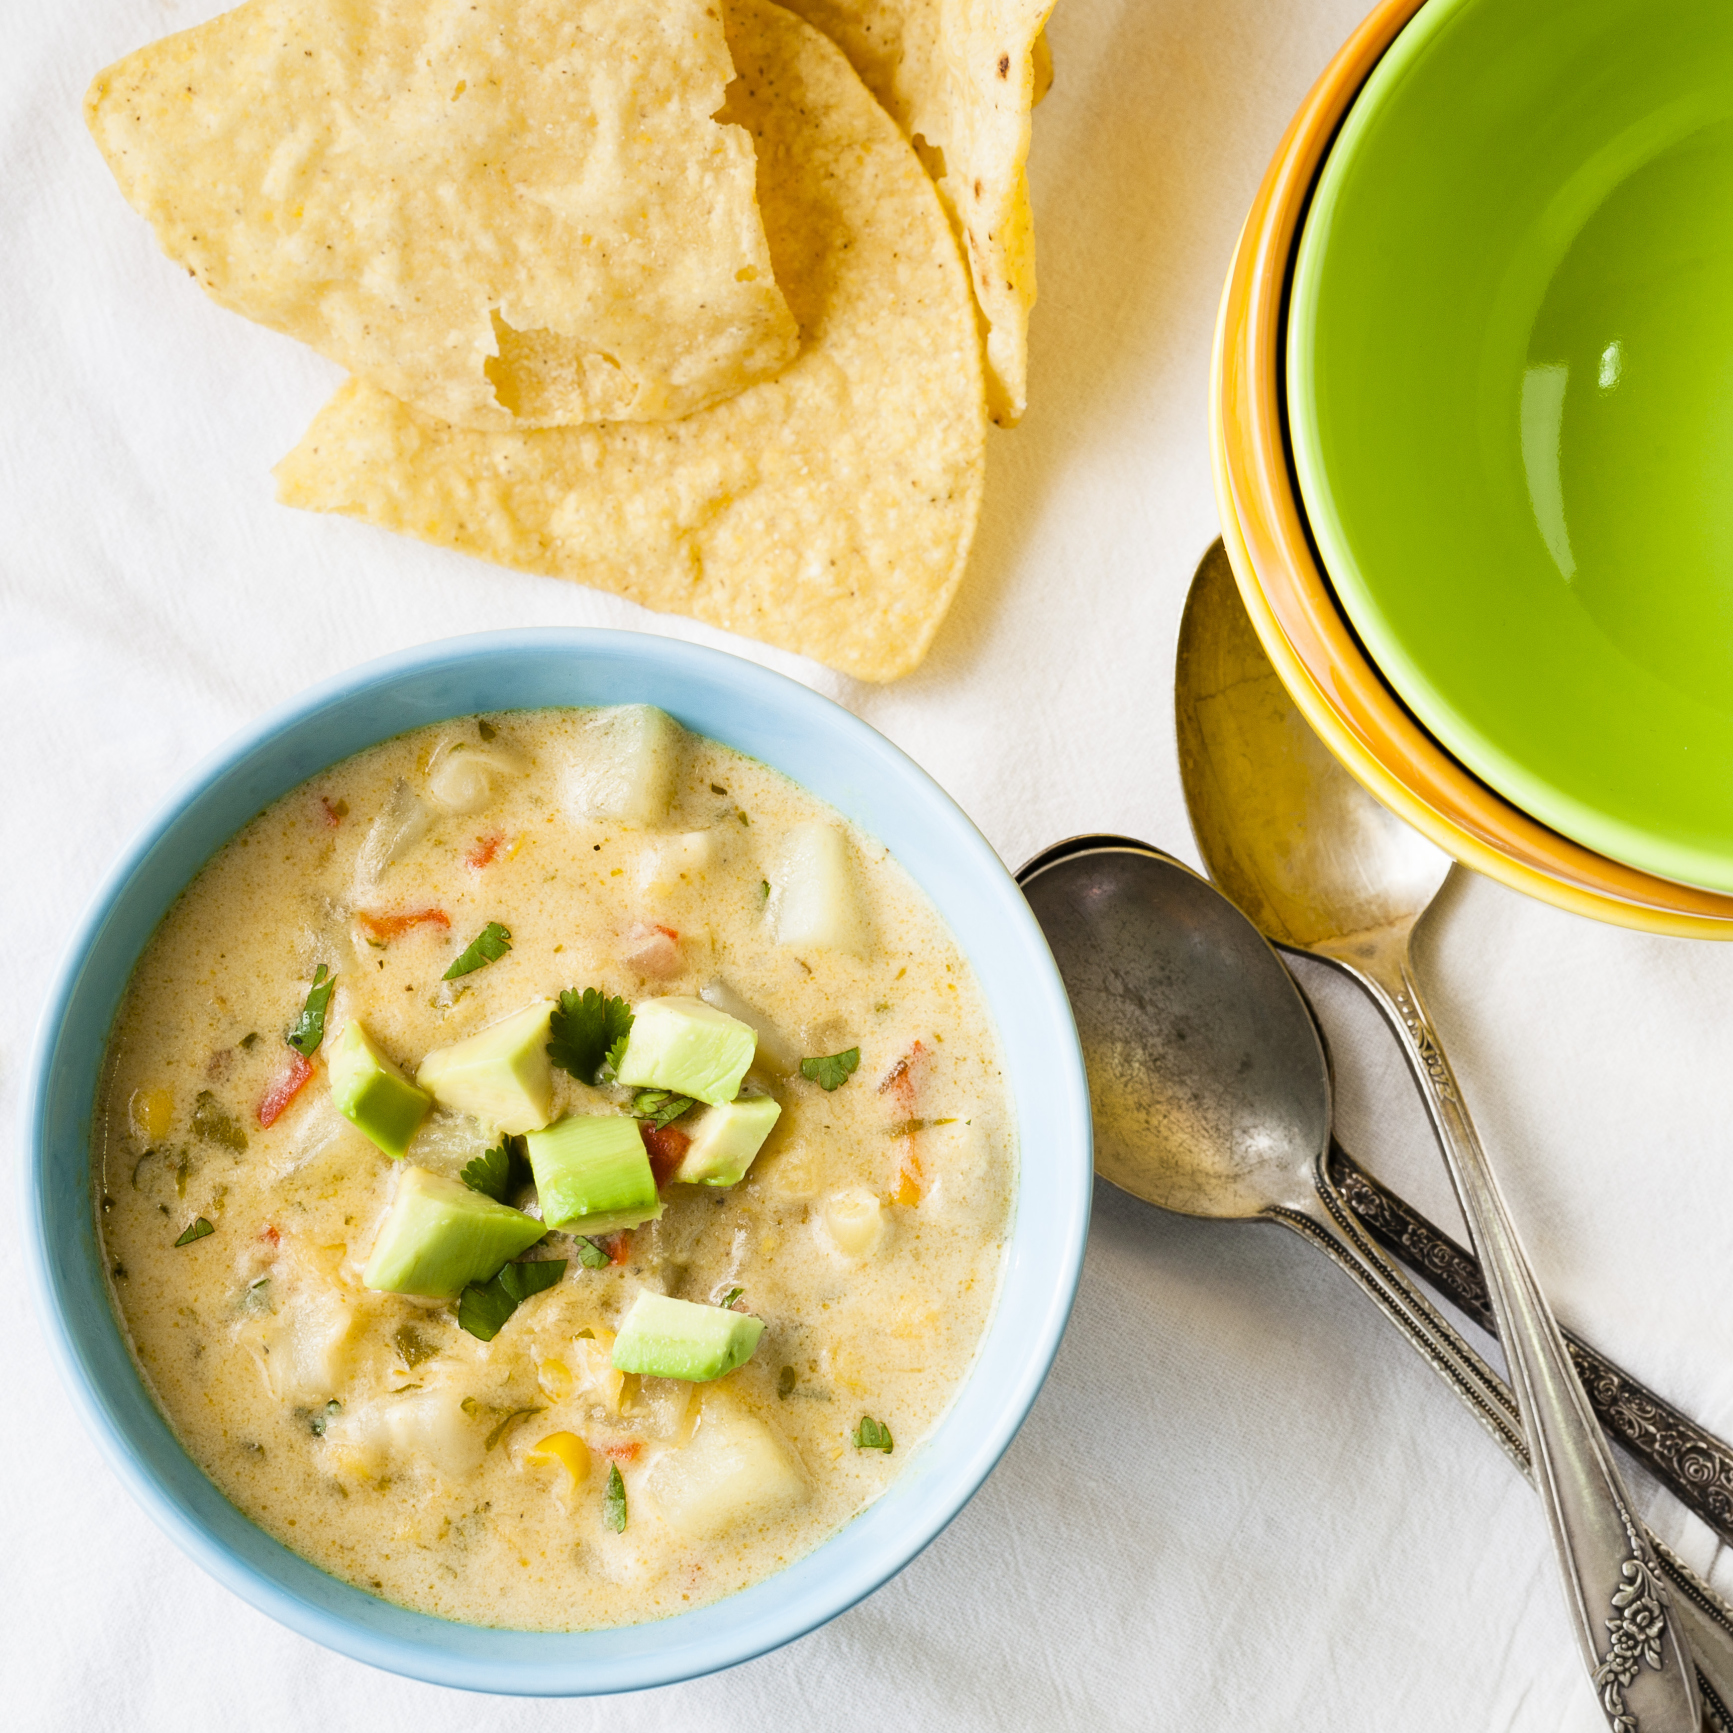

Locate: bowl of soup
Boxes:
[24,629,1090,1693]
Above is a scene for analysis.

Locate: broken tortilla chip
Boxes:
[274,0,987,684]
[85,0,798,430]
[779,0,1055,426]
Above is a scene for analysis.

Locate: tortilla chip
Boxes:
[85,0,797,430]
[780,0,1055,425]
[275,0,986,684]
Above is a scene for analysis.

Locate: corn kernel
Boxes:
[130,1087,173,1142]
[525,1431,591,1486]
[538,1357,574,1401]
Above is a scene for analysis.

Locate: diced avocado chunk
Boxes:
[566,705,682,825]
[610,1292,764,1382]
[415,998,555,1134]
[615,996,755,1105]
[673,1095,781,1187]
[771,821,871,958]
[361,1166,544,1298]
[525,1114,662,1234]
[328,1020,431,1158]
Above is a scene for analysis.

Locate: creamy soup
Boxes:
[93,707,1013,1630]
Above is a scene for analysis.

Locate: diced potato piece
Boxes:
[353,780,431,888]
[820,1187,884,1259]
[525,1430,591,1487]
[770,822,870,958]
[919,1120,1002,1225]
[242,1267,359,1404]
[426,740,522,814]
[761,1141,820,1200]
[327,1385,485,1480]
[700,979,800,1076]
[630,1376,697,1443]
[572,1328,625,1413]
[641,1392,807,1540]
[637,831,714,897]
[379,1387,486,1479]
[565,706,682,826]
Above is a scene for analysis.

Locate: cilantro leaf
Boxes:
[720,1286,744,1309]
[573,1237,610,1270]
[547,988,635,1086]
[484,1406,544,1452]
[631,1088,696,1130]
[286,964,336,1057]
[852,1414,893,1453]
[800,1047,861,1092]
[174,1217,215,1247]
[443,921,512,981]
[603,1462,628,1532]
[499,1260,565,1305]
[460,1141,515,1203]
[457,1258,567,1341]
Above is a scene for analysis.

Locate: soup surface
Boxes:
[94,707,1013,1629]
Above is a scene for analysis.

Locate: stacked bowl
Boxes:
[1213,0,1733,937]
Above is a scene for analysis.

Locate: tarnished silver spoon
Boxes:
[1019,836,1727,1728]
[1175,540,1700,1732]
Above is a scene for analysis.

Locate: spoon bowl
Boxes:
[1175,540,1447,955]
[1018,839,1329,1220]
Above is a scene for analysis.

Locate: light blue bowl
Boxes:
[23,629,1091,1695]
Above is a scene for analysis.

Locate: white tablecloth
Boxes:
[9,3,1733,1728]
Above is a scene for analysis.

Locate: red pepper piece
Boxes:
[356,907,450,942]
[258,1053,313,1128]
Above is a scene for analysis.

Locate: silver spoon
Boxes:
[1171,541,1698,1730]
[1019,837,1722,1729]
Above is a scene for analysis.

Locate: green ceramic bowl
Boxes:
[1288,0,1733,893]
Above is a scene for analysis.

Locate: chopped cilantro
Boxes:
[460,1140,516,1203]
[484,1406,545,1451]
[631,1088,696,1130]
[759,879,770,902]
[800,1048,860,1092]
[174,1217,214,1247]
[778,1365,798,1399]
[603,1463,628,1532]
[457,1258,567,1341]
[547,988,635,1086]
[309,1398,341,1436]
[720,1286,744,1309]
[191,1090,247,1152]
[573,1237,610,1270]
[853,1415,893,1453]
[443,921,512,981]
[286,964,336,1057]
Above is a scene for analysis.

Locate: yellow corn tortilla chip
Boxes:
[275,0,986,684]
[780,0,1055,426]
[85,0,798,430]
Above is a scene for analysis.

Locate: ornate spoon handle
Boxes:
[1330,1138,1733,1548]
[1344,940,1700,1733]
[1288,1152,1733,1731]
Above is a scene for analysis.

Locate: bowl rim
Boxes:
[1208,0,1733,937]
[22,626,1093,1694]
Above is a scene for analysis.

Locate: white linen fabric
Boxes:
[5,3,1732,1729]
